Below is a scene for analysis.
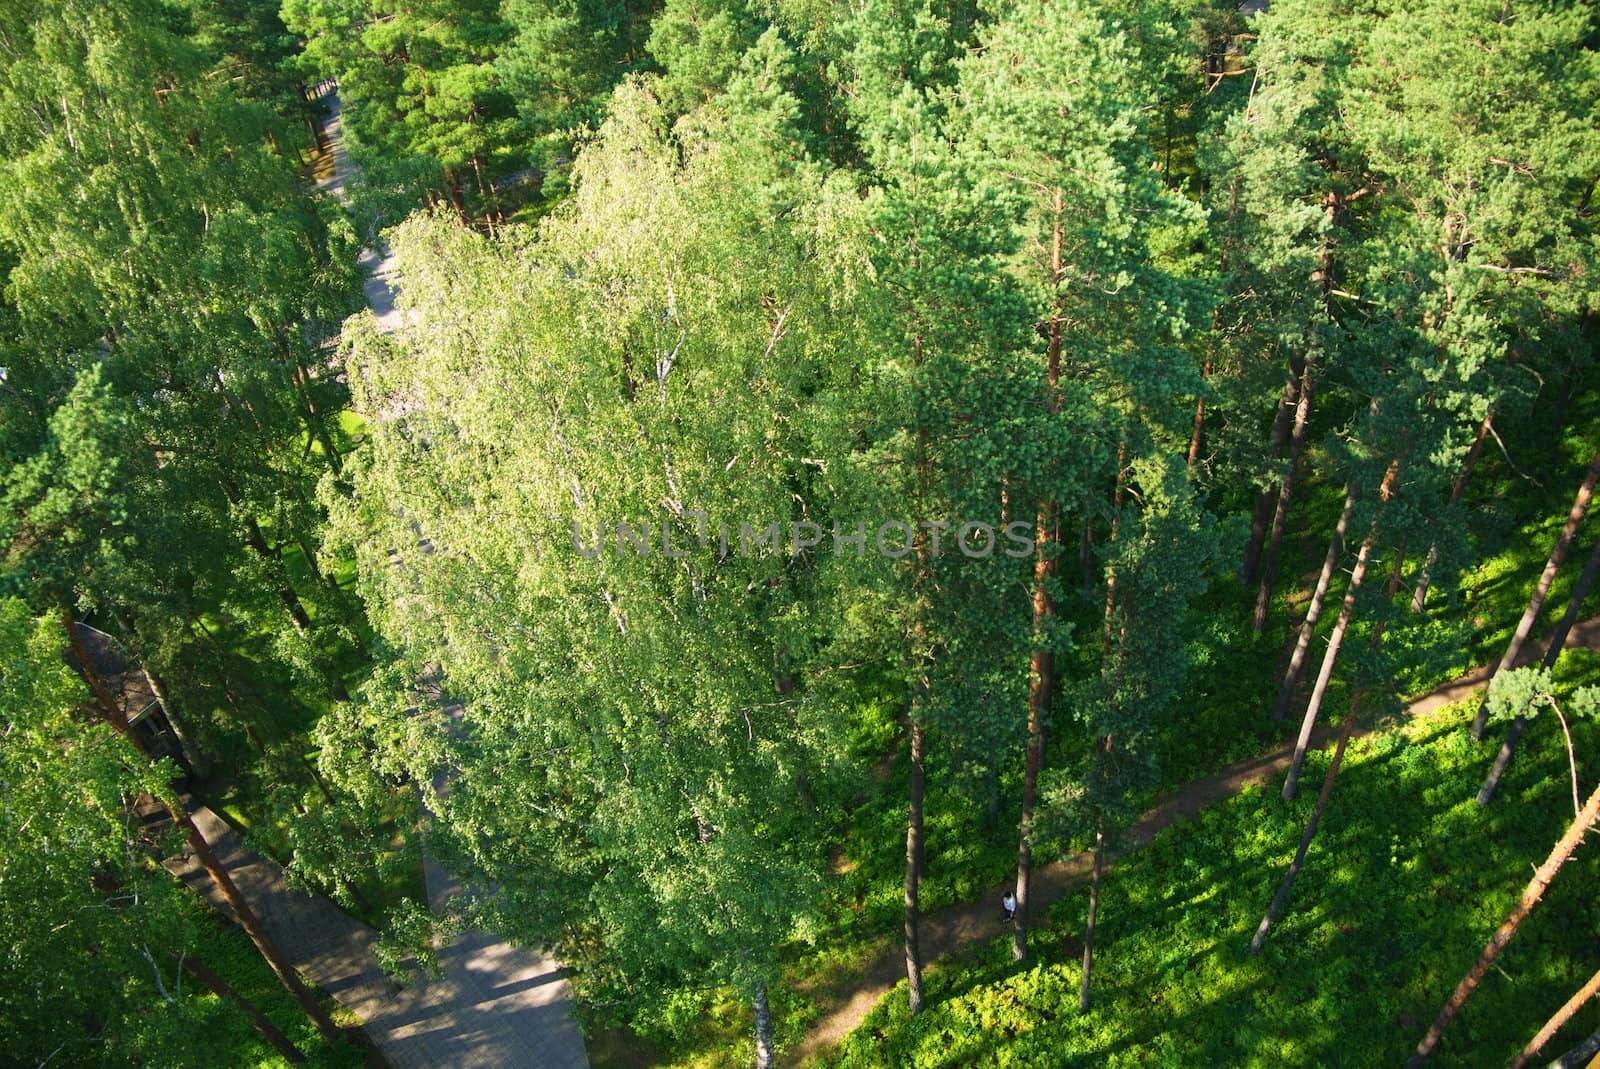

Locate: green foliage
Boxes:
[0,598,364,1066]
[826,703,1600,1068]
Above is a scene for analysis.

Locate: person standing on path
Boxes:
[1001,891,1017,922]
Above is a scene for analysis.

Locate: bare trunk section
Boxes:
[1186,355,1210,473]
[1407,778,1600,1067]
[1250,696,1360,955]
[751,980,776,1069]
[1015,201,1064,963]
[1078,817,1105,1013]
[1281,464,1402,802]
[64,611,342,1043]
[242,517,314,633]
[1272,486,1356,721]
[1254,358,1314,634]
[1191,174,1239,477]
[1477,537,1600,807]
[142,666,209,780]
[1411,415,1491,612]
[1012,612,1050,962]
[1508,965,1600,1069]
[904,718,926,1015]
[1101,441,1128,659]
[180,954,307,1064]
[1282,533,1381,801]
[1254,548,1405,948]
[1471,443,1600,739]
[1241,367,1301,585]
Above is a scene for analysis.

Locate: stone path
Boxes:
[141,87,590,1069]
[784,616,1600,1066]
[146,802,587,1068]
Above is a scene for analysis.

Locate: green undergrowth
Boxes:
[179,896,370,1068]
[824,698,1600,1068]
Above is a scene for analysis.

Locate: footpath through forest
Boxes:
[785,617,1600,1066]
[314,86,588,1068]
[137,89,588,1069]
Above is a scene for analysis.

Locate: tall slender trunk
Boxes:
[1253,548,1405,948]
[1015,200,1064,963]
[904,718,926,1015]
[295,534,337,595]
[751,980,776,1069]
[1508,965,1600,1069]
[1271,486,1357,720]
[64,611,342,1042]
[1081,572,1129,1010]
[1411,415,1491,612]
[174,809,343,1041]
[1078,816,1104,1012]
[1282,464,1402,802]
[1241,366,1301,584]
[1101,441,1128,659]
[1471,443,1600,739]
[1281,534,1384,801]
[180,954,307,1064]
[1012,620,1050,962]
[1254,358,1314,634]
[142,666,208,780]
[242,517,314,633]
[1477,537,1600,806]
[1079,514,1095,596]
[1407,778,1600,1067]
[1250,695,1360,955]
[1186,356,1210,473]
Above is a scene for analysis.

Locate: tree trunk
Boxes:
[1250,695,1360,955]
[142,666,208,780]
[1281,530,1396,801]
[1077,817,1105,1013]
[1271,485,1357,721]
[904,718,926,1016]
[1471,443,1600,740]
[1079,514,1095,597]
[1101,441,1128,658]
[1253,547,1405,948]
[1411,415,1491,613]
[63,611,343,1043]
[175,809,344,1041]
[1187,355,1210,473]
[1242,360,1302,584]
[295,534,339,596]
[1476,537,1600,807]
[751,980,776,1069]
[1406,778,1600,1067]
[179,954,308,1064]
[241,515,314,633]
[1508,965,1600,1069]
[1012,610,1049,962]
[1254,358,1314,634]
[1016,202,1064,963]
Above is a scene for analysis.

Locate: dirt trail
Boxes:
[785,617,1600,1067]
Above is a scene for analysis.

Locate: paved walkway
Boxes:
[785,616,1600,1066]
[146,802,587,1068]
[142,88,590,1069]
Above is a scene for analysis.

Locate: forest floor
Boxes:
[783,615,1600,1067]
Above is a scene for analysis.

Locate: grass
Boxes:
[823,687,1600,1068]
